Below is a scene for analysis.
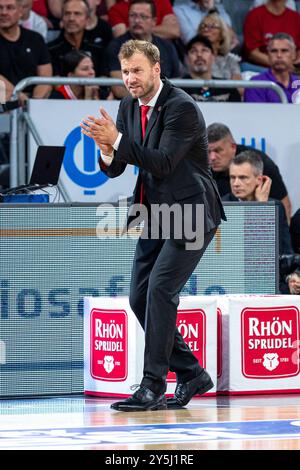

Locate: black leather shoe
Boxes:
[167,369,213,409]
[111,386,167,412]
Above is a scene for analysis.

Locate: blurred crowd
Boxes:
[1,0,300,103]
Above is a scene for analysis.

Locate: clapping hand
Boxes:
[81,107,118,155]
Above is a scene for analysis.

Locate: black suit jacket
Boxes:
[100,78,226,238]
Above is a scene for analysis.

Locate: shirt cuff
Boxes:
[101,152,114,166]
[100,132,122,166]
[113,132,122,151]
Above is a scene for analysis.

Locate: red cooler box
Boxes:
[84,296,218,397]
[217,295,300,395]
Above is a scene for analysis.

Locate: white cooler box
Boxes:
[84,296,218,397]
[217,295,300,395]
[84,296,144,397]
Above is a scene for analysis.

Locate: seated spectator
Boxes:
[50,49,112,99]
[20,0,48,40]
[0,0,52,102]
[48,0,109,77]
[174,0,233,45]
[106,0,180,98]
[44,0,113,38]
[198,11,242,81]
[222,150,300,294]
[222,149,293,255]
[244,33,300,103]
[223,149,294,293]
[206,122,291,221]
[243,0,300,68]
[108,0,180,40]
[280,253,300,293]
[85,0,113,47]
[286,270,300,293]
[181,35,241,102]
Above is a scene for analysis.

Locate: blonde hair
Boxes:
[119,40,160,65]
[198,12,231,56]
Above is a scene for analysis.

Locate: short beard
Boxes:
[139,81,155,100]
[129,78,155,101]
[191,64,207,74]
[272,62,288,73]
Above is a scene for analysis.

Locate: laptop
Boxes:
[1,145,66,195]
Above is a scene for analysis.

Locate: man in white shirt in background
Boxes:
[173,0,232,44]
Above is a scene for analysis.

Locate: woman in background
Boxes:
[50,50,113,100]
[198,11,242,81]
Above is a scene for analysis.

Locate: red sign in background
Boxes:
[241,306,300,379]
[167,309,206,382]
[90,308,128,381]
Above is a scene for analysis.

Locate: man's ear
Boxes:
[256,175,263,185]
[154,62,161,76]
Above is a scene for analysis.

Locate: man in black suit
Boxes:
[81,39,226,411]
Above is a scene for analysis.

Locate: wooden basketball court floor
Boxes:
[1,393,300,450]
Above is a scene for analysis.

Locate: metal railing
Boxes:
[9,76,288,197]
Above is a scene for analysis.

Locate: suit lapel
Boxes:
[143,78,173,144]
[133,100,142,144]
[144,106,158,143]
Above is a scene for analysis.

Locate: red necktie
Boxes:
[139,105,150,204]
[140,105,150,138]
